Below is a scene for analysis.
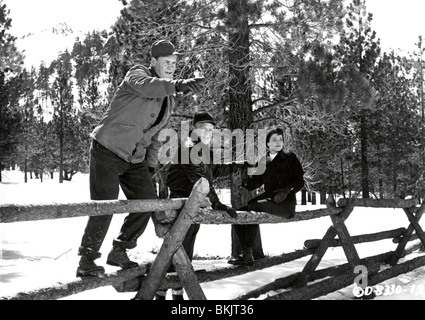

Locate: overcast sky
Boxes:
[3,0,425,68]
[367,0,425,54]
[5,0,122,36]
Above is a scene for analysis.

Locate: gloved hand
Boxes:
[175,77,205,95]
[273,187,291,204]
[215,203,238,218]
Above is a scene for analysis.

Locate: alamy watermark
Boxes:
[157,121,268,175]
[352,265,425,298]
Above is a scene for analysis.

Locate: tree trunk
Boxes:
[59,98,64,183]
[419,36,424,124]
[59,133,64,183]
[392,162,397,197]
[360,113,369,198]
[311,192,316,205]
[320,190,327,205]
[227,0,253,208]
[301,189,307,205]
[340,157,345,196]
[227,0,263,259]
[24,157,28,183]
[348,176,352,198]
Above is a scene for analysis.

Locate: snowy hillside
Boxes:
[15,22,88,69]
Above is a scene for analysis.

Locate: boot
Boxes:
[232,247,254,266]
[106,247,138,269]
[155,290,167,300]
[76,256,105,277]
[227,255,240,265]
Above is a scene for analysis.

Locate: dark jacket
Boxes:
[244,150,304,204]
[165,138,229,209]
[90,65,178,166]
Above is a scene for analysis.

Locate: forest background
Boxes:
[1,0,425,210]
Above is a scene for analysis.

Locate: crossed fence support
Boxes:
[131,180,425,300]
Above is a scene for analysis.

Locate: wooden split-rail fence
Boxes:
[1,177,425,300]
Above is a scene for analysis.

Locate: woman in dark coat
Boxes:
[229,128,305,265]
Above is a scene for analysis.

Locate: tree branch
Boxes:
[252,97,297,116]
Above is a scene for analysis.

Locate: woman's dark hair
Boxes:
[266,128,284,145]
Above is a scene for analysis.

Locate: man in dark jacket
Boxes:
[155,112,237,300]
[76,40,205,277]
[228,128,305,266]
[165,112,237,218]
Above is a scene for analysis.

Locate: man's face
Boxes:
[152,55,178,79]
[193,122,214,146]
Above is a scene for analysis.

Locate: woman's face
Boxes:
[267,133,283,154]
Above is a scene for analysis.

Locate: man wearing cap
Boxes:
[154,112,237,300]
[76,40,205,277]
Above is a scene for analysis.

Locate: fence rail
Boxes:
[1,178,424,300]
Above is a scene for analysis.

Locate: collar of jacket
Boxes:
[267,150,287,159]
[149,66,160,78]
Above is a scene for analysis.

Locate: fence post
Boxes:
[133,178,210,300]
[172,247,206,300]
[390,202,425,266]
[293,196,357,288]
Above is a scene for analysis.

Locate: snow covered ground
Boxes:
[1,169,425,301]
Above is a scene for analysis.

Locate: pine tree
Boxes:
[72,30,110,174]
[333,0,381,198]
[0,0,24,73]
[50,51,75,183]
[371,52,422,198]
[0,0,24,181]
[15,68,39,182]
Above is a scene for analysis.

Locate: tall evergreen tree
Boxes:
[0,0,23,73]
[371,52,422,198]
[0,0,24,181]
[50,50,75,183]
[72,30,110,172]
[15,68,39,182]
[334,0,381,198]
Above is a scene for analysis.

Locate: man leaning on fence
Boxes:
[154,112,238,300]
[76,40,205,277]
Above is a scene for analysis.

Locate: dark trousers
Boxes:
[234,198,296,249]
[79,140,156,258]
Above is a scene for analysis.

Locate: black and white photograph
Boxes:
[1,0,425,308]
